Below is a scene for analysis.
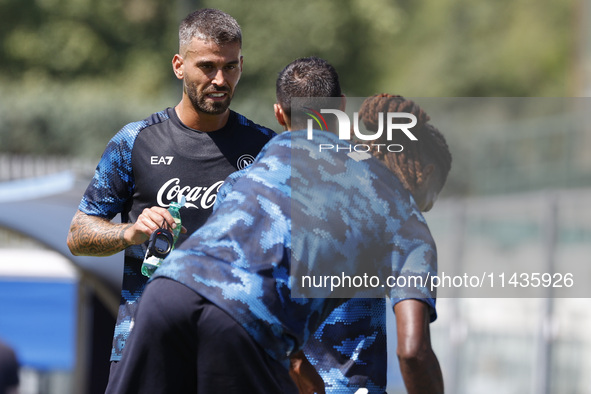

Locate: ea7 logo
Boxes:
[150,156,174,165]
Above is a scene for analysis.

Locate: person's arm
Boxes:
[394,299,443,394]
[67,207,182,256]
[289,350,325,394]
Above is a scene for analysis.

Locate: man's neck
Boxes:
[175,101,230,132]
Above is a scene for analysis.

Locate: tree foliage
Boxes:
[0,0,577,158]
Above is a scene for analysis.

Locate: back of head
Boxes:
[276,57,342,129]
[179,8,242,55]
[359,94,452,193]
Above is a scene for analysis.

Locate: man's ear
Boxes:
[172,54,184,80]
[274,103,290,130]
[419,164,435,186]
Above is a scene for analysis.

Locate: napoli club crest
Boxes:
[237,154,255,170]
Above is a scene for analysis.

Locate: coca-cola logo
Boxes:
[157,178,224,209]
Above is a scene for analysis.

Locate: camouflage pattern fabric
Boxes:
[153,129,437,370]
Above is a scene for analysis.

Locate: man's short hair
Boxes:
[276,57,342,120]
[179,8,242,54]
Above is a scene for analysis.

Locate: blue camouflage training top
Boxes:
[153,129,437,367]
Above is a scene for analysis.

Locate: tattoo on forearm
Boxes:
[68,212,133,256]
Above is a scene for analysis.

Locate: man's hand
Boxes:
[67,207,186,256]
[127,206,185,245]
[289,351,325,394]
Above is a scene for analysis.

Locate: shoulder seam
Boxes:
[235,112,275,137]
[114,109,171,146]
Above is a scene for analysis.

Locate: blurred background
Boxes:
[0,0,590,393]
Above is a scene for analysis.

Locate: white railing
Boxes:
[0,154,96,182]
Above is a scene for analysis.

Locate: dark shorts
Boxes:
[105,277,297,394]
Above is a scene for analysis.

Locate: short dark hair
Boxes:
[276,57,342,120]
[179,9,242,54]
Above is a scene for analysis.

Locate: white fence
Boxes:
[390,190,591,394]
[0,154,96,182]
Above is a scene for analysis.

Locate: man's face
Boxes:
[180,38,243,115]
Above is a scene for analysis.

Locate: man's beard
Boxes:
[185,80,232,115]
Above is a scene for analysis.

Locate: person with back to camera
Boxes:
[301,93,451,393]
[66,8,275,378]
[106,57,444,394]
